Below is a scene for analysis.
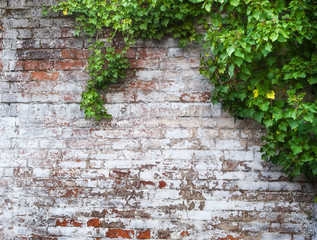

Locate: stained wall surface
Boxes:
[0,1,316,239]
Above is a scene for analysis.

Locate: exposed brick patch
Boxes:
[55,218,82,227]
[158,180,167,189]
[110,170,131,179]
[61,49,90,59]
[55,219,68,227]
[70,219,82,227]
[30,71,59,81]
[140,180,155,187]
[129,59,158,69]
[180,231,190,237]
[106,229,134,238]
[54,60,87,70]
[24,60,53,70]
[61,49,76,59]
[87,219,100,228]
[137,230,151,239]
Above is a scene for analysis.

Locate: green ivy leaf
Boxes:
[290,144,303,155]
[259,102,270,111]
[265,42,272,52]
[228,63,235,78]
[270,32,278,42]
[233,56,243,67]
[263,119,273,128]
[304,113,314,123]
[254,111,265,122]
[308,77,317,84]
[139,23,147,30]
[226,45,235,56]
[230,0,240,7]
[234,49,245,59]
[205,3,211,12]
[278,122,288,132]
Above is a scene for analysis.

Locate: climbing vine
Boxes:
[44,0,317,181]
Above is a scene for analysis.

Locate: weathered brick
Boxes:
[61,49,76,59]
[54,60,86,70]
[137,48,166,59]
[24,60,53,70]
[30,71,59,81]
[0,2,316,240]
[129,58,159,69]
[106,229,134,238]
[18,49,61,60]
[87,218,100,227]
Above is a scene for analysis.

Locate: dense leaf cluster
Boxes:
[44,0,317,179]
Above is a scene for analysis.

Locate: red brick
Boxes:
[106,229,134,239]
[180,231,190,237]
[54,60,86,70]
[70,219,82,227]
[110,170,131,179]
[61,49,76,59]
[159,181,167,189]
[30,72,59,81]
[76,49,90,59]
[140,181,155,187]
[56,219,69,227]
[137,230,151,239]
[61,189,78,197]
[129,59,158,69]
[24,60,53,71]
[87,219,100,228]
[115,48,136,59]
[126,48,136,58]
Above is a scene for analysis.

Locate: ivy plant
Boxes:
[44,0,317,182]
[199,0,317,179]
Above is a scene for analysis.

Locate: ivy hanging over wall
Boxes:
[44,0,317,182]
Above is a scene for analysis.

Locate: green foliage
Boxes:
[199,0,317,179]
[44,0,317,180]
[44,0,207,120]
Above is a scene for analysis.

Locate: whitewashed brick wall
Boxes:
[0,0,316,239]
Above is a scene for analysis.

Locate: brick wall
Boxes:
[0,0,316,239]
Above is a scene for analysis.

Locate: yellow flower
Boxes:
[63,8,68,15]
[253,89,259,98]
[267,90,275,99]
[219,68,225,74]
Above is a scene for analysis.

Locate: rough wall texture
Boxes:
[0,0,316,239]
